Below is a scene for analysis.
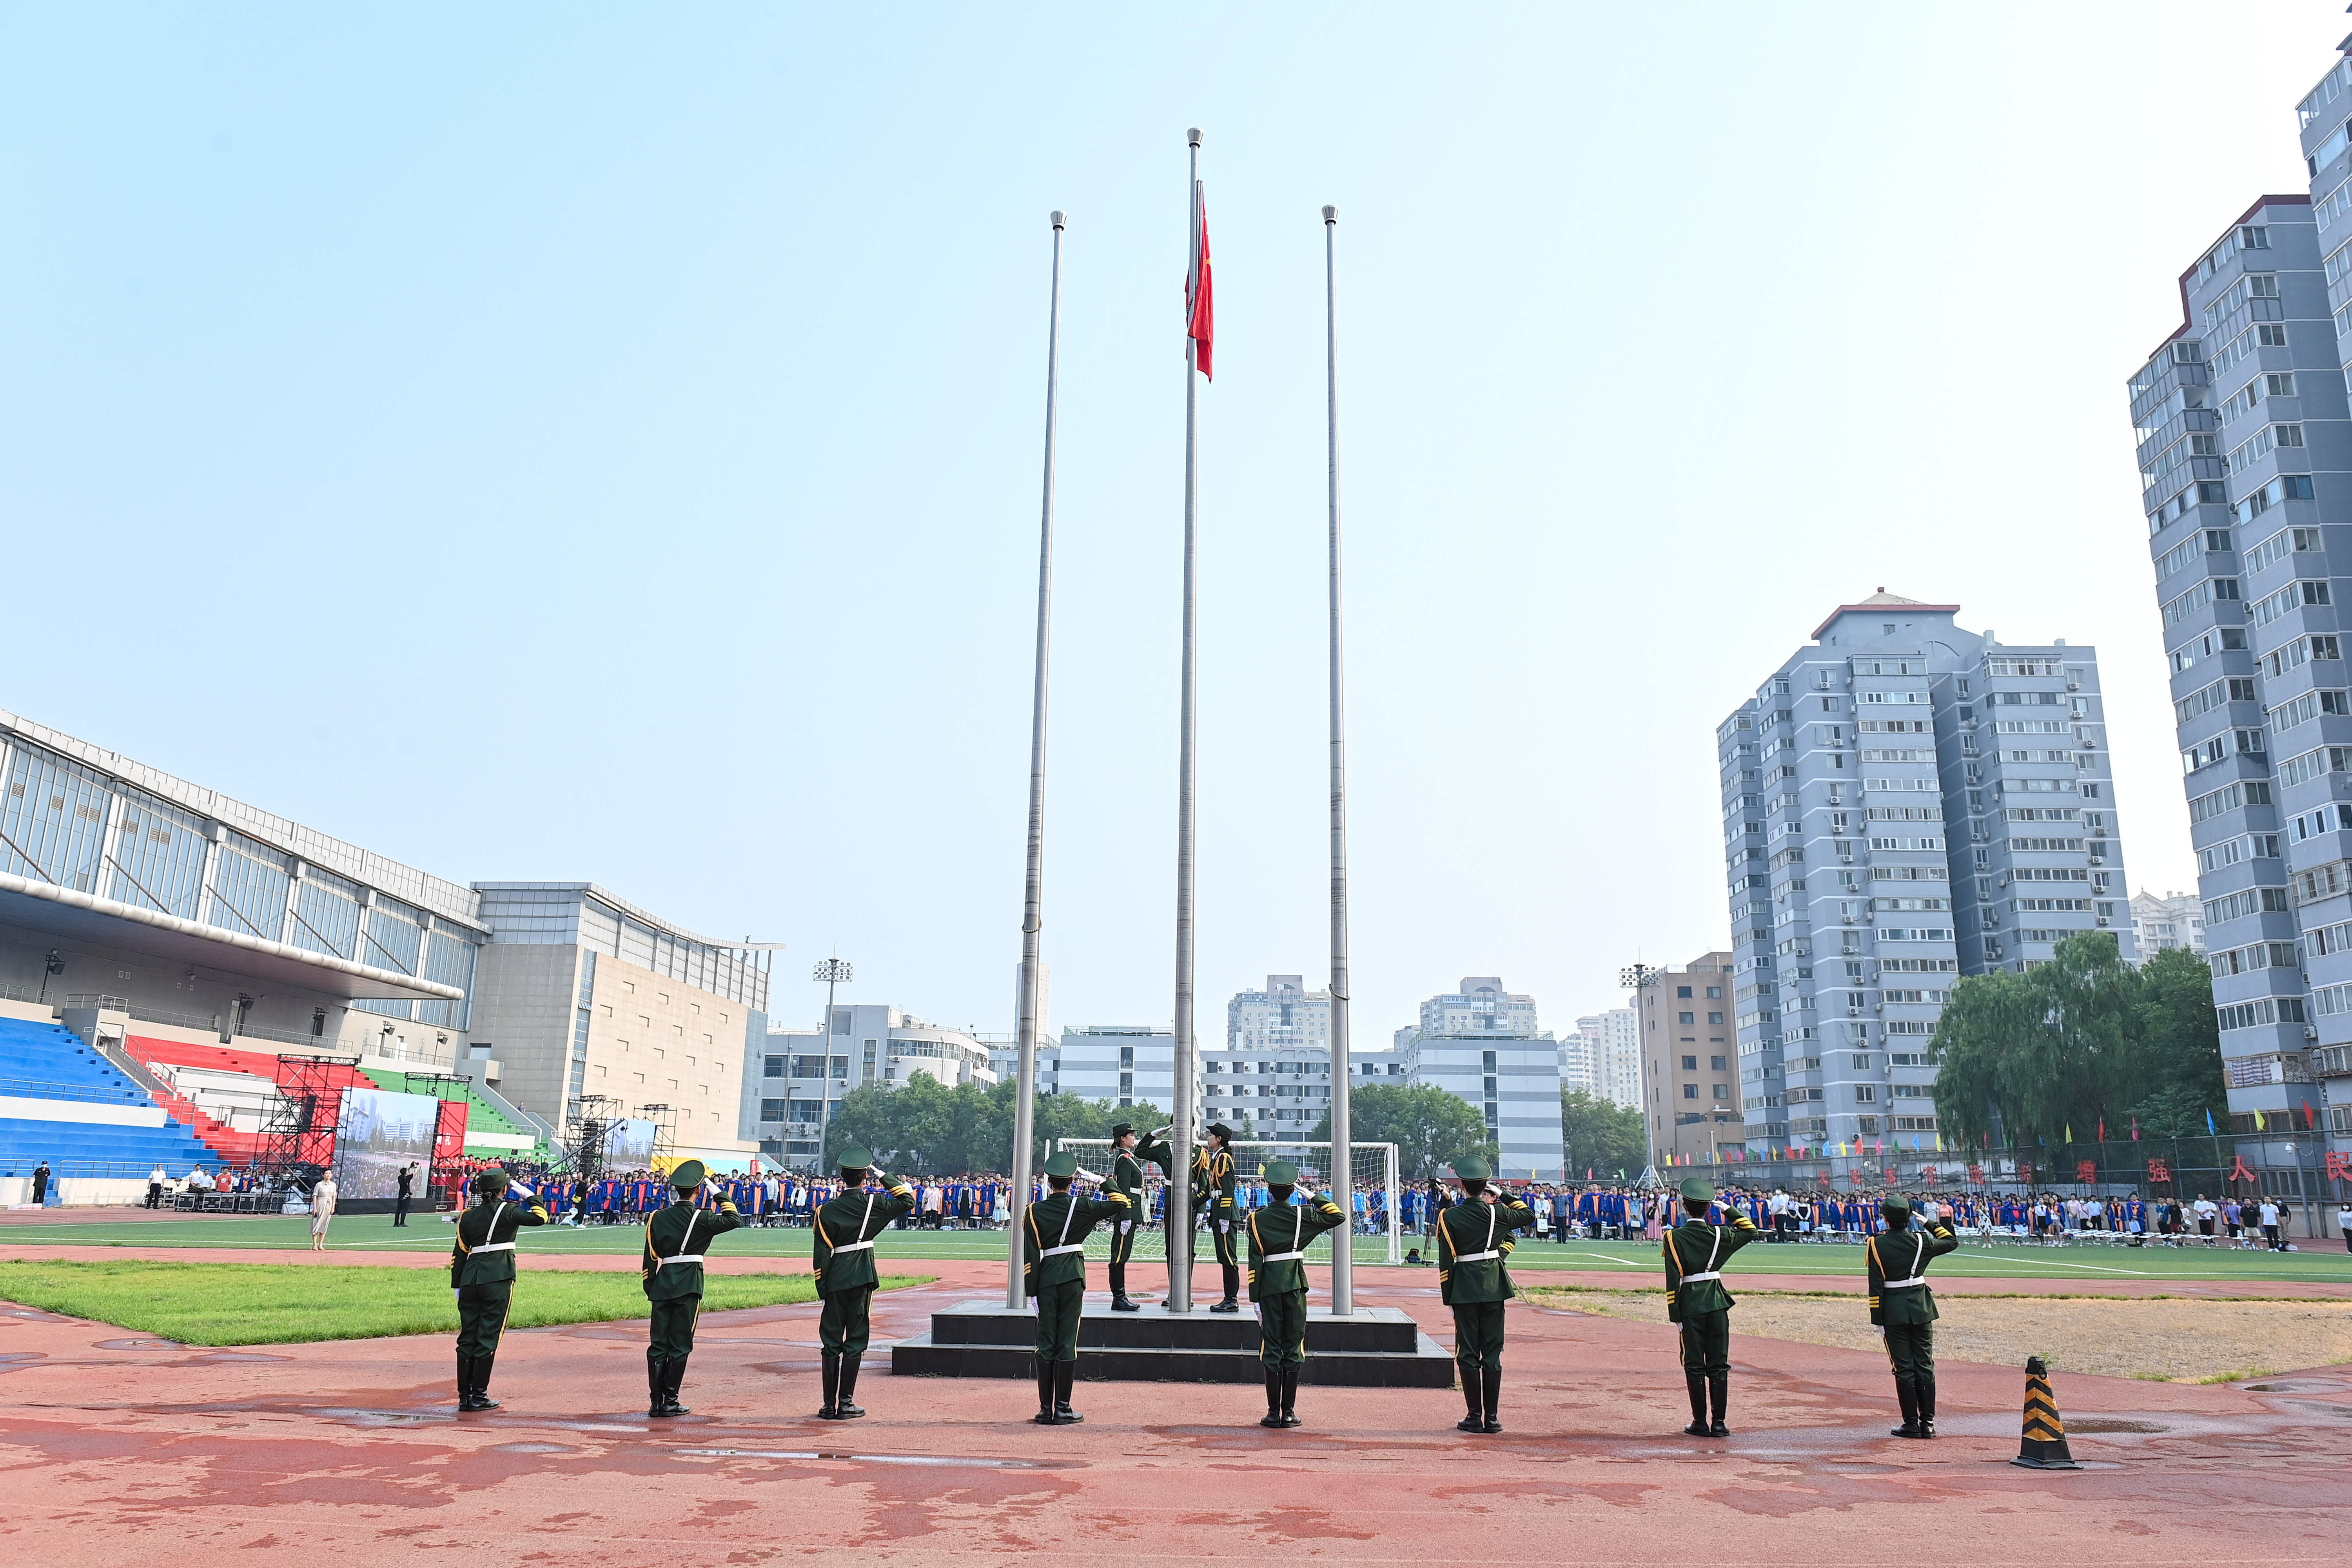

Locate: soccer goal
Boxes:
[1045,1138,1403,1265]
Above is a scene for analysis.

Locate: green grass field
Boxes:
[5,1211,2351,1283]
[0,1258,931,1346]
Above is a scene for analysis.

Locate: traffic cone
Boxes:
[2009,1355,2081,1470]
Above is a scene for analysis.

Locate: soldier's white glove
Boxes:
[1874,1325,1886,1338]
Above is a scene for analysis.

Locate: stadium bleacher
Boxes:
[361,1068,538,1157]
[0,1017,216,1179]
[127,1037,377,1168]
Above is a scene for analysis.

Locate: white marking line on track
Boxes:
[1561,1251,1646,1267]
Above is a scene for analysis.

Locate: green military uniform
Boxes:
[1868,1196,1958,1438]
[1107,1122,1172,1310]
[639,1160,742,1417]
[811,1145,915,1420]
[1436,1155,1536,1434]
[1662,1177,1759,1437]
[448,1175,550,1410]
[1192,1125,1241,1310]
[1024,1150,1131,1425]
[1246,1162,1348,1429]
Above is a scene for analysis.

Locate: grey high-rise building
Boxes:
[1718,596,2133,1160]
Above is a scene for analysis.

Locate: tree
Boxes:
[1559,1088,1645,1180]
[820,1073,1164,1175]
[2129,945,2227,1134]
[1311,1082,1492,1179]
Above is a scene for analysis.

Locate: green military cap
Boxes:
[670,1159,707,1191]
[1206,1122,1235,1142]
[1453,1154,1493,1181]
[836,1143,874,1173]
[1880,1194,1912,1219]
[473,1169,509,1195]
[1043,1151,1079,1178]
[1264,1159,1299,1186]
[1679,1177,1716,1202]
[1110,1121,1136,1139]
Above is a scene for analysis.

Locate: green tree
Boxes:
[1559,1088,1645,1180]
[1311,1082,1492,1179]
[821,1076,1164,1175]
[2128,945,2226,1134]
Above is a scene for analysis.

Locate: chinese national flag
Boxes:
[1186,181,1214,379]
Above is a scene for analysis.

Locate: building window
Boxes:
[1679,1011,1695,1025]
[1681,1054,1697,1070]
[1682,1083,1699,1100]
[1677,986,1693,999]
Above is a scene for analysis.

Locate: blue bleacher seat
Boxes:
[0,1016,220,1177]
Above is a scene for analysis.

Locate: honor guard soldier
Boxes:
[1662,1177,1759,1437]
[1436,1154,1536,1433]
[1868,1194,1958,1438]
[811,1144,916,1420]
[1108,1121,1173,1312]
[1193,1122,1242,1312]
[639,1159,742,1417]
[448,1169,550,1411]
[1245,1160,1348,1428]
[1024,1150,1131,1424]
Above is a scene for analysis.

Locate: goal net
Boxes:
[1046,1138,1401,1265]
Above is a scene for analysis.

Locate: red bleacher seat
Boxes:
[125,1036,376,1167]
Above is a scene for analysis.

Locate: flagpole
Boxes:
[1167,127,1203,1314]
[1007,209,1066,1311]
[1321,202,1356,1318]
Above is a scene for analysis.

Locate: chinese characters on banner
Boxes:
[1921,1165,1940,1187]
[2076,1160,2097,1185]
[2147,1158,2172,1185]
[1883,1167,1899,1185]
[2229,1155,2258,1185]
[1967,1163,1985,1184]
[2327,1151,2351,1184]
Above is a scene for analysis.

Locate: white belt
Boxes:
[1040,1243,1087,1258]
[1453,1249,1501,1263]
[658,1254,705,1268]
[1884,1275,1929,1289]
[830,1240,876,1254]
[1680,1271,1722,1282]
[470,1242,515,1254]
[1261,1250,1305,1262]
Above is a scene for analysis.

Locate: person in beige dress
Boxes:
[309,1175,338,1251]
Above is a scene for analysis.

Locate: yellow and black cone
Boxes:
[2010,1355,2082,1470]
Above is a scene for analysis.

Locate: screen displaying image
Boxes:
[604,1118,657,1170]
[335,1087,441,1199]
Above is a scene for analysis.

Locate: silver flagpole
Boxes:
[1322,203,1355,1317]
[1007,209,1067,1310]
[1167,127,1203,1314]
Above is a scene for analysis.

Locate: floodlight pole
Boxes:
[812,958,852,1171]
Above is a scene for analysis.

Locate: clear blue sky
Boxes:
[0,5,2338,1044]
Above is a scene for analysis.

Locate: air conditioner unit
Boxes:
[2307,1027,2321,1040]
[2096,916,2110,926]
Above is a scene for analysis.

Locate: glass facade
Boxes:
[1,745,112,892]
[207,831,291,942]
[109,795,209,919]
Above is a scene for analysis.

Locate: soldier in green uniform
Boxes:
[1868,1194,1958,1438]
[1245,1160,1348,1428]
[1024,1149,1131,1424]
[448,1169,550,1411]
[1107,1121,1172,1312]
[811,1143,916,1420]
[639,1159,742,1417]
[1192,1122,1242,1312]
[1435,1154,1536,1434]
[1662,1176,1760,1437]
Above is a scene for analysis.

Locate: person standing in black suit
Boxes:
[31,1160,52,1205]
[395,1163,417,1227]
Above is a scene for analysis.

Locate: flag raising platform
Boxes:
[891,1299,1455,1387]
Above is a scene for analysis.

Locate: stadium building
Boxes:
[0,709,769,1199]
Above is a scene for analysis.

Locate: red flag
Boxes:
[1186,181,1214,379]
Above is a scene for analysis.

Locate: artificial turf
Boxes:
[0,1259,931,1347]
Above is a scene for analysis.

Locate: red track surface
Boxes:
[2,1254,2348,1564]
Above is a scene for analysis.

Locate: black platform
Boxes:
[890,1300,1456,1387]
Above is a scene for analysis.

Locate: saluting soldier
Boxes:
[1192,1122,1242,1312]
[1868,1194,1958,1438]
[639,1159,742,1417]
[1107,1121,1173,1312]
[1662,1176,1760,1438]
[811,1143,916,1420]
[1024,1150,1131,1423]
[1436,1154,1536,1434]
[1245,1160,1348,1428]
[448,1169,550,1411]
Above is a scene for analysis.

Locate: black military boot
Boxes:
[1890,1378,1921,1439]
[1259,1367,1285,1428]
[662,1356,690,1417]
[472,1352,501,1412]
[1458,1373,1485,1433]
[1279,1365,1302,1428]
[1916,1374,1936,1439]
[837,1355,866,1418]
[1682,1374,1708,1436]
[1480,1367,1502,1434]
[1033,1359,1058,1425]
[647,1351,668,1417]
[1109,1261,1139,1312]
[1052,1360,1083,1424]
[1210,1264,1241,1312]
[1707,1372,1729,1438]
[456,1354,474,1411]
[818,1352,846,1420]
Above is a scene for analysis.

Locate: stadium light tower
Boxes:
[812,958,852,1170]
